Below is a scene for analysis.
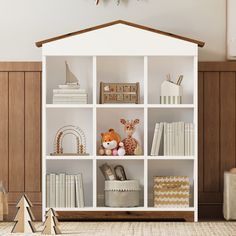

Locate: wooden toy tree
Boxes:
[42,208,61,235]
[11,194,36,233]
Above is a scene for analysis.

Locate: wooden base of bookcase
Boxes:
[57,211,194,222]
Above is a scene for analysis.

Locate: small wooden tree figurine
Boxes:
[42,208,61,235]
[11,194,36,233]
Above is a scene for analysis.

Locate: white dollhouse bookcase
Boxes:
[36,20,204,222]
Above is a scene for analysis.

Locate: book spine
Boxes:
[190,123,194,155]
[151,123,159,156]
[164,123,167,155]
[78,173,85,207]
[46,174,50,208]
[169,123,173,156]
[53,89,86,94]
[71,175,75,208]
[155,122,163,156]
[55,175,59,208]
[180,122,185,156]
[49,174,56,208]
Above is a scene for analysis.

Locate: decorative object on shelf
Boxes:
[120,118,142,155]
[52,61,88,104]
[223,170,236,220]
[99,163,116,180]
[11,194,36,233]
[42,208,61,235]
[51,125,89,156]
[100,82,140,104]
[160,74,183,104]
[65,61,79,86]
[0,181,8,221]
[104,180,140,207]
[114,165,127,181]
[153,176,190,208]
[99,129,126,156]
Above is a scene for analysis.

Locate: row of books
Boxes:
[151,122,194,156]
[53,85,88,104]
[46,173,84,208]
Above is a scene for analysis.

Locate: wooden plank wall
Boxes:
[0,62,42,220]
[198,62,236,219]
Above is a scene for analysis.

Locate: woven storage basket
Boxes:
[153,176,190,208]
[105,180,140,207]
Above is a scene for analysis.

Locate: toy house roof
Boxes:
[36,20,205,48]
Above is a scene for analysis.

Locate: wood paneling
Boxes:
[9,72,25,192]
[25,72,41,192]
[0,72,9,191]
[203,72,220,192]
[198,72,204,192]
[220,72,236,190]
[0,62,42,221]
[198,62,236,219]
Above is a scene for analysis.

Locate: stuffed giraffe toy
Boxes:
[120,118,142,155]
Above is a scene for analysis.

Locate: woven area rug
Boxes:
[0,222,236,236]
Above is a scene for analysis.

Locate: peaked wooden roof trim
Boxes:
[35,20,205,48]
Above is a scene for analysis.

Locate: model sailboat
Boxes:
[59,61,80,89]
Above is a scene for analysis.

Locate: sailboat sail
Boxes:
[65,61,79,85]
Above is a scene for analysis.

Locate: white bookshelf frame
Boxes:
[41,23,199,221]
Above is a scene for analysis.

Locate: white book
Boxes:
[78,173,85,207]
[190,123,194,155]
[71,175,75,208]
[180,122,185,156]
[164,123,167,155]
[169,123,173,156]
[155,122,164,156]
[66,175,70,208]
[53,101,88,104]
[172,123,175,156]
[151,123,159,156]
[55,175,60,208]
[46,175,50,208]
[75,175,80,207]
[49,174,56,207]
[167,123,172,156]
[53,94,88,98]
[59,173,65,208]
[58,84,80,89]
[53,89,86,94]
[184,123,188,156]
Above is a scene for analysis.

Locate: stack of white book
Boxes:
[151,122,194,156]
[46,173,84,208]
[53,85,88,104]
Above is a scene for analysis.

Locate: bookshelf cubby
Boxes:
[40,21,202,222]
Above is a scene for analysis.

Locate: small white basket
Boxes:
[160,80,183,104]
[104,180,140,207]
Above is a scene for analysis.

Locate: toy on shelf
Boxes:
[42,208,61,235]
[100,82,140,104]
[99,129,126,156]
[11,194,36,233]
[160,74,183,104]
[120,119,142,155]
[51,125,89,156]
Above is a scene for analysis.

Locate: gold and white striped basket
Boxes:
[153,176,190,208]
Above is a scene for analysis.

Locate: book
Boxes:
[78,174,85,207]
[53,94,88,97]
[55,175,60,208]
[151,123,159,156]
[46,175,50,207]
[58,84,80,89]
[53,89,86,94]
[71,175,75,208]
[155,122,164,156]
[190,123,194,155]
[59,173,65,208]
[49,174,56,207]
[164,123,167,155]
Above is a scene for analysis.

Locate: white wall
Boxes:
[0,0,226,61]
